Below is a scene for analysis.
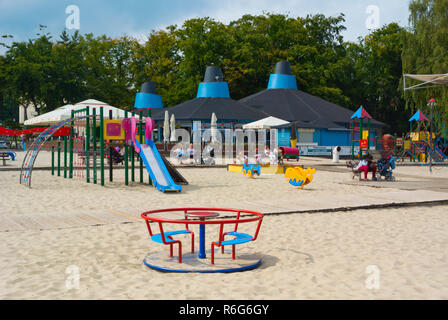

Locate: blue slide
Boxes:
[134,139,182,193]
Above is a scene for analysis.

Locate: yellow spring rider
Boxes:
[284,167,316,190]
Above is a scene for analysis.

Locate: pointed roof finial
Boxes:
[203,66,224,82]
[274,61,292,75]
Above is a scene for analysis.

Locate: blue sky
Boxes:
[0,0,410,49]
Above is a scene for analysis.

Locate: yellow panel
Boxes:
[362,130,369,140]
[104,120,125,140]
[135,135,145,144]
[403,140,411,150]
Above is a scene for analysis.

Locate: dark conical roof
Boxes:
[240,88,386,128]
[240,61,386,128]
[140,81,157,94]
[203,66,224,82]
[151,98,269,122]
[274,61,292,75]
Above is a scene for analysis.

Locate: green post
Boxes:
[86,106,90,183]
[139,111,144,184]
[69,110,74,178]
[410,122,414,162]
[125,110,129,186]
[394,133,397,155]
[367,118,371,153]
[100,107,104,186]
[51,146,55,175]
[64,136,67,178]
[147,109,152,186]
[57,141,61,176]
[351,121,355,160]
[131,146,135,182]
[359,118,363,159]
[92,108,97,184]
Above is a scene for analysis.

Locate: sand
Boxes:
[0,151,447,299]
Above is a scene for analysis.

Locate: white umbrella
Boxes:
[242,116,289,129]
[170,114,176,142]
[163,111,170,143]
[211,112,217,143]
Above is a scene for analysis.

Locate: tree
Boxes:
[347,23,409,133]
[402,0,448,122]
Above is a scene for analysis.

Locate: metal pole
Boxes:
[131,111,135,182]
[351,121,355,160]
[367,118,371,153]
[100,107,104,186]
[51,146,55,175]
[147,109,152,186]
[139,110,143,184]
[64,136,67,178]
[69,110,74,178]
[429,100,434,173]
[124,110,129,186]
[394,133,397,155]
[92,107,97,184]
[359,118,363,158]
[109,110,113,182]
[57,141,61,176]
[86,106,90,183]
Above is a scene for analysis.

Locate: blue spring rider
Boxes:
[242,155,261,179]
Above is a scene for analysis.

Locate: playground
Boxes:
[1,156,448,298]
[1,90,447,298]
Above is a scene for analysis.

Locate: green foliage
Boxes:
[3,9,442,134]
[402,0,448,122]
[347,23,409,133]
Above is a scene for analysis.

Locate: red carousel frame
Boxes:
[141,208,264,269]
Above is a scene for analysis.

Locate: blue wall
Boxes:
[318,129,351,146]
[278,128,291,146]
[277,128,354,147]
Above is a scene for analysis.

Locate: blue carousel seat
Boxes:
[151,230,191,244]
[221,232,253,246]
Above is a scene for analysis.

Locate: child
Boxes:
[355,154,377,181]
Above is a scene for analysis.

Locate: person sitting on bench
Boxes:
[355,154,377,181]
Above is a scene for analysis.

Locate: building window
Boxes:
[298,129,314,143]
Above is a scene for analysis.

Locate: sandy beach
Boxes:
[1,151,448,299]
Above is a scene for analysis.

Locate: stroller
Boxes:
[376,155,396,181]
[108,147,124,164]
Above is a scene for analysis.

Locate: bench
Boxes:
[346,160,362,181]
[279,147,300,162]
[0,152,15,166]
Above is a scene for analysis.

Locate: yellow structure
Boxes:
[290,139,297,148]
[103,120,125,140]
[284,167,316,189]
[227,164,303,174]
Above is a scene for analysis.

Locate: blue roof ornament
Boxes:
[196,66,231,98]
[267,61,298,90]
[134,81,164,109]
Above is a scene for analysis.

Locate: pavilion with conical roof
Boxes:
[240,61,386,147]
[152,66,269,132]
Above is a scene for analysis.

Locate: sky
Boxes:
[0,0,411,50]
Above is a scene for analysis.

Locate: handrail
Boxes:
[141,207,263,225]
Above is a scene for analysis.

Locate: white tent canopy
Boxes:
[24,99,133,126]
[242,116,289,129]
[403,74,448,91]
